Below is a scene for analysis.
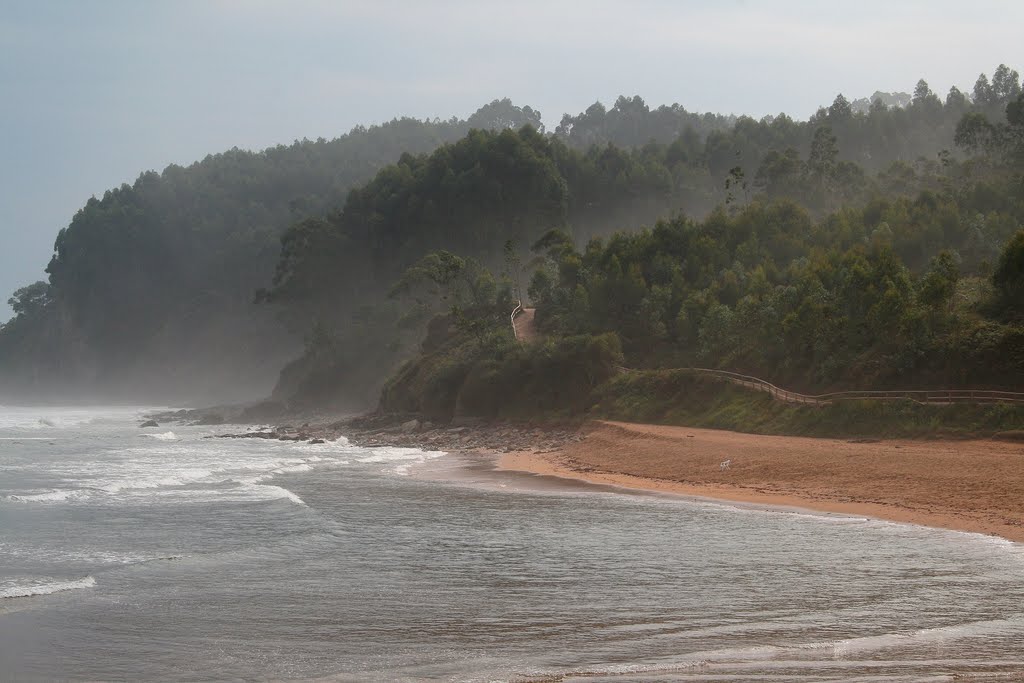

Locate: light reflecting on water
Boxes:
[1,407,1022,681]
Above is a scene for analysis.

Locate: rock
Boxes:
[400,419,420,434]
[139,419,159,428]
[195,413,225,426]
[309,438,325,445]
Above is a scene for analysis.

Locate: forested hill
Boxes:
[0,100,547,401]
[270,73,1023,315]
[1,67,1021,406]
[262,68,1023,409]
[372,86,1024,427]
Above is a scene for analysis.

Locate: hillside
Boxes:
[0,100,545,401]
[362,78,1024,426]
[2,66,1021,409]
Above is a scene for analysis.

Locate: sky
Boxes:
[2,0,1022,318]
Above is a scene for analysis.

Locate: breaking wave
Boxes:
[1,576,96,599]
[142,431,179,441]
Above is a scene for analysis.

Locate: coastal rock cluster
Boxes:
[339,418,584,454]
[148,408,583,454]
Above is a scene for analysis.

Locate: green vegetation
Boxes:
[3,65,1024,436]
[381,328,622,422]
[527,201,1024,392]
[592,369,1024,438]
[353,69,1024,436]
[0,100,547,399]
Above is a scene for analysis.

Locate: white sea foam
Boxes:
[5,418,441,508]
[99,468,215,493]
[0,406,149,431]
[0,437,57,441]
[358,446,446,463]
[0,541,178,567]
[143,431,179,441]
[282,437,353,456]
[5,489,79,503]
[269,463,312,474]
[552,617,1023,679]
[0,576,96,599]
[251,484,307,506]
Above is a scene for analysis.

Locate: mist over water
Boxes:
[1,406,1022,681]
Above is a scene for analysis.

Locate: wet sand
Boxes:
[496,421,1024,543]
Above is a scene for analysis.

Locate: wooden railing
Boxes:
[510,300,523,340]
[687,368,827,405]
[616,366,1024,406]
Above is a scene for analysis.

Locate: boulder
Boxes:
[400,419,421,434]
[139,419,159,428]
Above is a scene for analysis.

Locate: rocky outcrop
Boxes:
[212,412,583,454]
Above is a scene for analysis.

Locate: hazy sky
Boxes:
[2,0,1021,317]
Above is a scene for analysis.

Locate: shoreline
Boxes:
[493,421,1024,544]
[198,407,1024,544]
[496,450,1024,543]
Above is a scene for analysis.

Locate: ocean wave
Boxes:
[0,406,149,431]
[0,437,59,441]
[358,446,446,464]
[0,576,96,599]
[0,542,181,568]
[100,468,215,493]
[4,430,439,508]
[250,484,307,506]
[142,431,179,441]
[817,617,1023,655]
[543,616,1024,680]
[5,489,80,503]
[292,435,351,449]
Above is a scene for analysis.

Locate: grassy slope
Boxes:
[592,369,1024,439]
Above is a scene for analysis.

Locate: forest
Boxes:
[0,100,546,401]
[2,66,1022,425]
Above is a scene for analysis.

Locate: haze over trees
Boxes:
[2,66,1022,414]
[0,100,544,400]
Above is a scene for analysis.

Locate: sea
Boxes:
[1,405,1022,682]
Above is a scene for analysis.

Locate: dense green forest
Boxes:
[0,100,545,401]
[269,66,1024,415]
[2,66,1022,420]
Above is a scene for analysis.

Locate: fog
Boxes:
[4,0,1022,317]
[2,1,1022,406]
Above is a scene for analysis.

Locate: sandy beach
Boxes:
[498,420,1024,543]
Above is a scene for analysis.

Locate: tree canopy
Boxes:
[3,65,1023,407]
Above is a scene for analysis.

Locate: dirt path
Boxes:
[513,307,538,342]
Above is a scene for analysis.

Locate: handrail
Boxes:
[615,366,1024,406]
[510,300,523,340]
